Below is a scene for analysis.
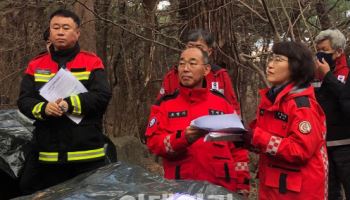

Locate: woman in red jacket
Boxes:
[248,42,328,200]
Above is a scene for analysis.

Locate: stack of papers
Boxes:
[39,68,87,124]
[190,114,246,142]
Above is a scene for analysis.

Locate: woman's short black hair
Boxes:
[272,41,315,87]
[49,9,81,28]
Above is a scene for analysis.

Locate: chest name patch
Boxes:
[168,111,188,118]
[274,111,288,122]
[35,69,51,75]
[209,109,224,115]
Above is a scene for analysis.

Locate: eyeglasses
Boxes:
[178,60,207,69]
[267,54,288,63]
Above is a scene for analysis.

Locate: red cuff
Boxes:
[252,127,271,151]
[170,130,190,152]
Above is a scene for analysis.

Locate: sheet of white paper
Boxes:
[39,68,87,124]
[204,132,243,142]
[190,114,246,132]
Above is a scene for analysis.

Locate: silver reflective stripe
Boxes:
[327,139,350,147]
[289,86,307,94]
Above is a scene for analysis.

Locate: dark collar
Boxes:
[266,82,290,103]
[50,43,80,68]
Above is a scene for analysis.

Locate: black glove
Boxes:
[233,130,252,148]
[240,130,260,152]
[241,130,253,147]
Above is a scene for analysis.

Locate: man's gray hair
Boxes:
[315,29,346,50]
[180,47,209,64]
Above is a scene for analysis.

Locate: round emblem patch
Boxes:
[298,121,312,134]
[159,87,165,95]
[149,118,157,127]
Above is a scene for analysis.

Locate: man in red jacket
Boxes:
[157,29,241,114]
[146,47,250,195]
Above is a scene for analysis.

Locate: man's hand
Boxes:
[316,58,331,77]
[56,98,68,113]
[240,130,260,152]
[185,126,207,144]
[45,102,64,117]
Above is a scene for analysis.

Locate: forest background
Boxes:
[0,0,349,198]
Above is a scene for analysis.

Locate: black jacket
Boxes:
[315,56,350,142]
[17,45,111,162]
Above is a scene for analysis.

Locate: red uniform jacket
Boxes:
[333,54,349,82]
[157,65,241,114]
[146,85,250,192]
[251,83,327,200]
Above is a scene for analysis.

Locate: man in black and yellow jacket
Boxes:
[17,9,111,194]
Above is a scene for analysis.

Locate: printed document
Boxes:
[39,68,87,124]
[190,114,246,141]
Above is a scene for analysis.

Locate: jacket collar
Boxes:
[334,53,349,76]
[50,43,80,68]
[179,80,209,103]
[259,82,314,111]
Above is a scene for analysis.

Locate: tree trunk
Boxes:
[74,0,96,52]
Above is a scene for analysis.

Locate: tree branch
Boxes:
[75,0,181,52]
[236,0,269,23]
[261,0,281,41]
[279,0,295,41]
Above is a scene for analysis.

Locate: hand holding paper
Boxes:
[185,126,208,144]
[39,68,87,124]
[189,114,247,142]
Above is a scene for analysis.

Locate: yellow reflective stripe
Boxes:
[70,95,82,115]
[34,73,55,82]
[32,102,44,120]
[67,148,105,161]
[39,148,105,162]
[39,152,58,162]
[35,78,50,83]
[71,71,90,80]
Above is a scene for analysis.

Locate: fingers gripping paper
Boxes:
[190,114,247,142]
[39,68,87,124]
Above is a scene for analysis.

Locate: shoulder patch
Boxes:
[148,117,157,127]
[298,121,312,134]
[294,96,310,108]
[155,90,179,106]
